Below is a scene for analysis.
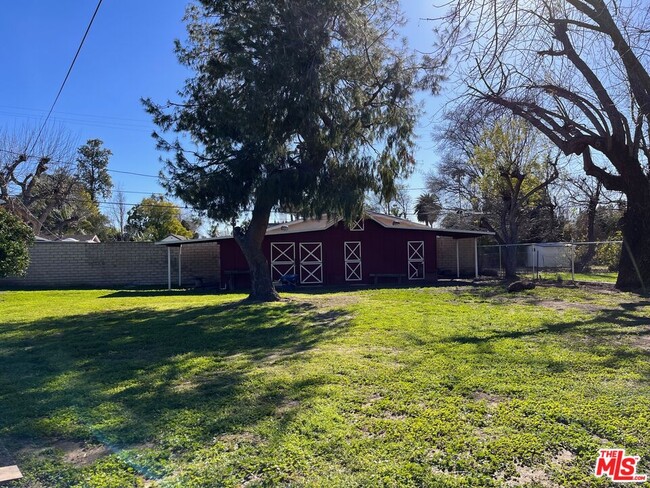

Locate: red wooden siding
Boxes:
[219,219,441,287]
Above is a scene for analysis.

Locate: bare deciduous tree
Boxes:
[366,182,412,219]
[109,186,128,239]
[431,107,560,277]
[434,0,650,289]
[561,172,624,270]
[0,126,77,237]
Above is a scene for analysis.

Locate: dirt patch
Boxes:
[61,442,111,467]
[362,392,384,408]
[497,450,574,487]
[18,440,111,467]
[214,432,263,447]
[263,348,310,365]
[524,299,602,313]
[551,449,575,465]
[274,399,300,416]
[633,334,650,351]
[379,411,408,420]
[296,294,360,311]
[311,310,353,327]
[505,465,561,488]
[470,390,503,409]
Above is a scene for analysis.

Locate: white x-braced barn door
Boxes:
[344,242,362,281]
[408,241,425,280]
[299,242,323,284]
[271,242,295,281]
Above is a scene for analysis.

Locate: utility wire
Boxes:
[29,0,104,153]
[107,169,160,179]
[0,148,160,179]
[5,192,464,217]
[0,148,431,189]
[0,104,151,125]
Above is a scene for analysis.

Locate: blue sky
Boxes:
[0,1,448,222]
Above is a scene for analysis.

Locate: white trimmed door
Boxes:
[271,242,295,281]
[299,242,323,284]
[344,241,362,281]
[408,241,425,280]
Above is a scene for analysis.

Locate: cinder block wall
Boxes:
[436,237,476,275]
[0,242,220,289]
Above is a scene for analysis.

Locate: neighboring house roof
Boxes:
[160,234,189,243]
[36,234,101,243]
[60,235,101,243]
[157,212,493,247]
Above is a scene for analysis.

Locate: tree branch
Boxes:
[582,148,626,192]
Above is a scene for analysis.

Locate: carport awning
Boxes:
[155,236,223,247]
[155,237,223,290]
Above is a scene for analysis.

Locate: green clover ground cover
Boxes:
[0,286,648,487]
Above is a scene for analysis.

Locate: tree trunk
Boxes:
[616,185,650,291]
[233,196,280,302]
[503,245,518,278]
[502,208,519,279]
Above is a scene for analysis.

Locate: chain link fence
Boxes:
[478,241,622,283]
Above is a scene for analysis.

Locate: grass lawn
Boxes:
[0,285,649,487]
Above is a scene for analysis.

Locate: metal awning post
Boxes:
[498,245,502,277]
[456,239,460,279]
[167,247,171,290]
[474,238,479,278]
[178,244,182,288]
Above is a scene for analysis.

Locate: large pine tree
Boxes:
[144,0,437,300]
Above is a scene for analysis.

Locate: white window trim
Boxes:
[270,242,295,280]
[299,242,323,284]
[344,241,362,281]
[408,241,425,280]
[350,219,364,231]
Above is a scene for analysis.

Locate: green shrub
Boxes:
[594,232,622,272]
[0,208,34,277]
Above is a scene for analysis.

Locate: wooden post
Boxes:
[498,245,502,278]
[167,247,171,291]
[456,239,460,279]
[474,238,479,279]
[178,245,182,288]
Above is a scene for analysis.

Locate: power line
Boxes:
[7,193,187,210]
[30,0,104,152]
[0,104,151,125]
[115,190,164,196]
[0,148,160,179]
[0,148,433,189]
[0,110,152,134]
[106,169,159,179]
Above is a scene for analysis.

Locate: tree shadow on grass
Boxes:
[99,288,227,299]
[444,301,650,375]
[449,300,650,341]
[0,299,350,469]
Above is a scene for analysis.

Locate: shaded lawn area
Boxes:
[537,271,618,284]
[0,286,648,487]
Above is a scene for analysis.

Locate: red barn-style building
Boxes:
[171,212,491,289]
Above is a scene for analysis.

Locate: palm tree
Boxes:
[415,193,441,227]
